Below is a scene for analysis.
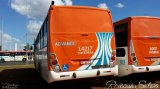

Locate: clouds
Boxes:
[0,31,20,43]
[11,0,73,39]
[11,0,51,19]
[27,20,42,35]
[97,2,124,9]
[115,3,124,8]
[63,0,73,6]
[11,0,73,19]
[0,30,24,50]
[97,3,109,9]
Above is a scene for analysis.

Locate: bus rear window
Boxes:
[131,19,160,36]
[51,8,113,33]
[116,48,126,57]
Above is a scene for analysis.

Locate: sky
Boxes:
[0,0,160,51]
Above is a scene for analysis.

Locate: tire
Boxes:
[38,62,42,76]
[1,59,5,62]
[22,58,27,62]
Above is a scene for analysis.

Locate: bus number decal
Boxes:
[149,47,159,54]
[78,46,93,54]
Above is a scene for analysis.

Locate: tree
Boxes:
[23,43,33,51]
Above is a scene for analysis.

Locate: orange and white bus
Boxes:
[114,16,160,76]
[34,1,117,83]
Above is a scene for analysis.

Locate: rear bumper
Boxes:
[48,65,118,83]
[132,65,160,73]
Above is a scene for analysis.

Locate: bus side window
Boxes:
[40,28,44,49]
[114,23,128,47]
[44,18,48,47]
[116,48,125,57]
[37,34,40,50]
[42,26,45,48]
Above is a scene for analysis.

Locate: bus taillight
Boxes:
[49,53,57,64]
[131,53,136,61]
[52,60,57,65]
[111,56,115,61]
[49,53,61,72]
[111,51,116,61]
[131,53,138,66]
[110,51,116,67]
[132,57,136,61]
[131,53,136,57]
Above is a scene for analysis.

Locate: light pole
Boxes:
[0,16,3,51]
[26,32,28,65]
[10,37,12,51]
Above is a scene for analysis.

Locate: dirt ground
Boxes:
[0,66,160,89]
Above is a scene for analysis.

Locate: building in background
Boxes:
[0,45,1,51]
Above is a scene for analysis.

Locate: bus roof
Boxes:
[50,5,110,13]
[114,16,160,26]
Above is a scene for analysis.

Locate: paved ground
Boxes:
[0,61,33,66]
[0,62,160,89]
[0,67,94,89]
[1,68,160,89]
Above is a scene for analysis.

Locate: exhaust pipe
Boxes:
[97,70,100,76]
[73,72,76,78]
[146,67,149,71]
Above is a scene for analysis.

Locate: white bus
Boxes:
[0,51,33,62]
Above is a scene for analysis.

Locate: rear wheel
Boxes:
[0,59,5,62]
[22,58,27,62]
[38,62,42,75]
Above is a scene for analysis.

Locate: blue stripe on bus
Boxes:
[85,32,113,69]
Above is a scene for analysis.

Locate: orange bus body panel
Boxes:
[48,6,116,71]
[131,17,160,66]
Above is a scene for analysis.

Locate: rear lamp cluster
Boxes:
[111,51,116,61]
[131,53,138,66]
[50,53,61,72]
[110,51,116,67]
[131,53,136,61]
[111,56,116,61]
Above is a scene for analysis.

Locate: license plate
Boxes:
[92,65,108,69]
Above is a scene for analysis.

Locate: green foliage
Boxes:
[23,43,33,51]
